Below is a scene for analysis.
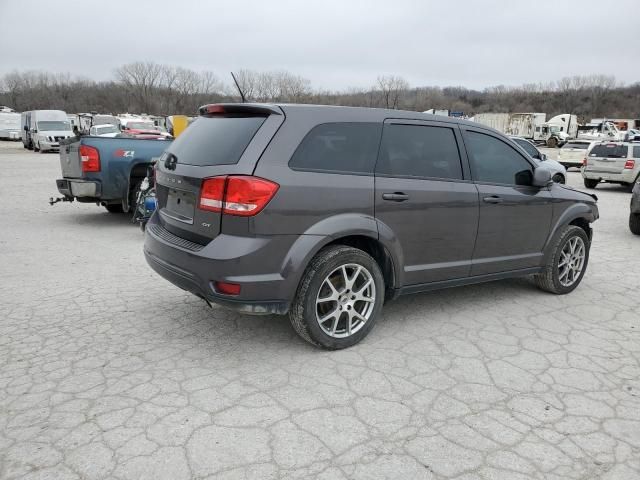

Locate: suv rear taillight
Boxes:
[624,159,635,169]
[582,157,587,166]
[199,176,279,216]
[80,145,100,172]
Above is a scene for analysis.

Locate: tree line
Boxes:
[1,62,639,121]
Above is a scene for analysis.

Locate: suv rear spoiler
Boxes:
[198,103,283,117]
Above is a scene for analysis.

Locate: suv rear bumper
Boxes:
[143,213,314,315]
[582,168,637,183]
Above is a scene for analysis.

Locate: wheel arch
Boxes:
[542,204,595,264]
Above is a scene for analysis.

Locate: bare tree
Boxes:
[376,75,409,109]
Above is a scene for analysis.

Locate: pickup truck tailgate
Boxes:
[59,138,82,178]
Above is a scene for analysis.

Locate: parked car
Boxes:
[144,103,599,349]
[0,112,21,140]
[557,139,597,169]
[89,124,120,137]
[509,136,567,183]
[29,110,74,152]
[630,180,640,235]
[582,141,640,190]
[122,121,171,138]
[53,136,171,213]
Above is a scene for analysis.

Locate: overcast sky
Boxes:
[1,0,638,91]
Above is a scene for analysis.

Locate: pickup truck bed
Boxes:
[56,136,170,212]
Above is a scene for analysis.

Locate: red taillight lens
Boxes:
[624,159,635,169]
[199,176,279,216]
[80,145,100,172]
[224,176,279,216]
[199,177,226,212]
[214,281,241,296]
[582,157,587,166]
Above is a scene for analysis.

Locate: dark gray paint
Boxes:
[144,103,599,315]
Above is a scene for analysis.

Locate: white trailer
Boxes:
[472,113,511,132]
[505,113,547,139]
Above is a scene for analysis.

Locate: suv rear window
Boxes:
[634,146,640,159]
[289,123,381,174]
[169,116,266,166]
[589,144,628,158]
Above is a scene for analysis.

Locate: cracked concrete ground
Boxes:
[0,140,638,480]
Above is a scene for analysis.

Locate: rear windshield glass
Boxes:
[562,142,589,150]
[590,144,628,158]
[169,116,266,166]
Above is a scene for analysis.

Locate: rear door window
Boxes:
[376,124,463,180]
[169,116,266,166]
[289,123,381,174]
[589,144,628,158]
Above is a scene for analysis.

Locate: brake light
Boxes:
[624,159,635,169]
[582,157,587,166]
[202,104,226,115]
[214,281,241,296]
[199,177,226,212]
[80,145,100,172]
[199,176,279,216]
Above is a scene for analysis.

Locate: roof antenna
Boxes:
[230,72,247,103]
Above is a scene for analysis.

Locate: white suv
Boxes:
[582,141,640,190]
[558,139,596,169]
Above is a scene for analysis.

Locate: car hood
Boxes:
[555,183,598,203]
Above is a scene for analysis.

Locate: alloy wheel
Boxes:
[558,236,586,287]
[315,264,376,338]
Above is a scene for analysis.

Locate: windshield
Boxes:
[562,142,589,150]
[96,125,119,134]
[38,121,71,131]
[127,122,157,130]
[589,144,628,158]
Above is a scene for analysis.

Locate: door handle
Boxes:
[382,192,409,202]
[483,195,504,204]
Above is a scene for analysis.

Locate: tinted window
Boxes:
[289,123,381,174]
[512,138,539,158]
[633,146,640,159]
[169,116,266,166]
[589,144,628,158]
[376,124,463,180]
[466,131,534,185]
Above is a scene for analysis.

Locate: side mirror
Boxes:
[532,167,552,187]
[540,153,547,161]
[23,125,28,131]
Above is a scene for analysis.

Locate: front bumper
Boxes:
[143,214,314,315]
[582,169,637,183]
[56,178,101,198]
[40,140,60,151]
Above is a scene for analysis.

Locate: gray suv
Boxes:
[144,104,599,349]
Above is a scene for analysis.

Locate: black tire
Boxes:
[289,245,385,350]
[583,178,599,189]
[552,174,565,184]
[22,143,28,149]
[105,204,124,213]
[534,225,590,294]
[33,142,39,152]
[630,213,640,235]
[547,137,558,148]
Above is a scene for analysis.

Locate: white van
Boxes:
[30,110,74,152]
[0,112,21,140]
